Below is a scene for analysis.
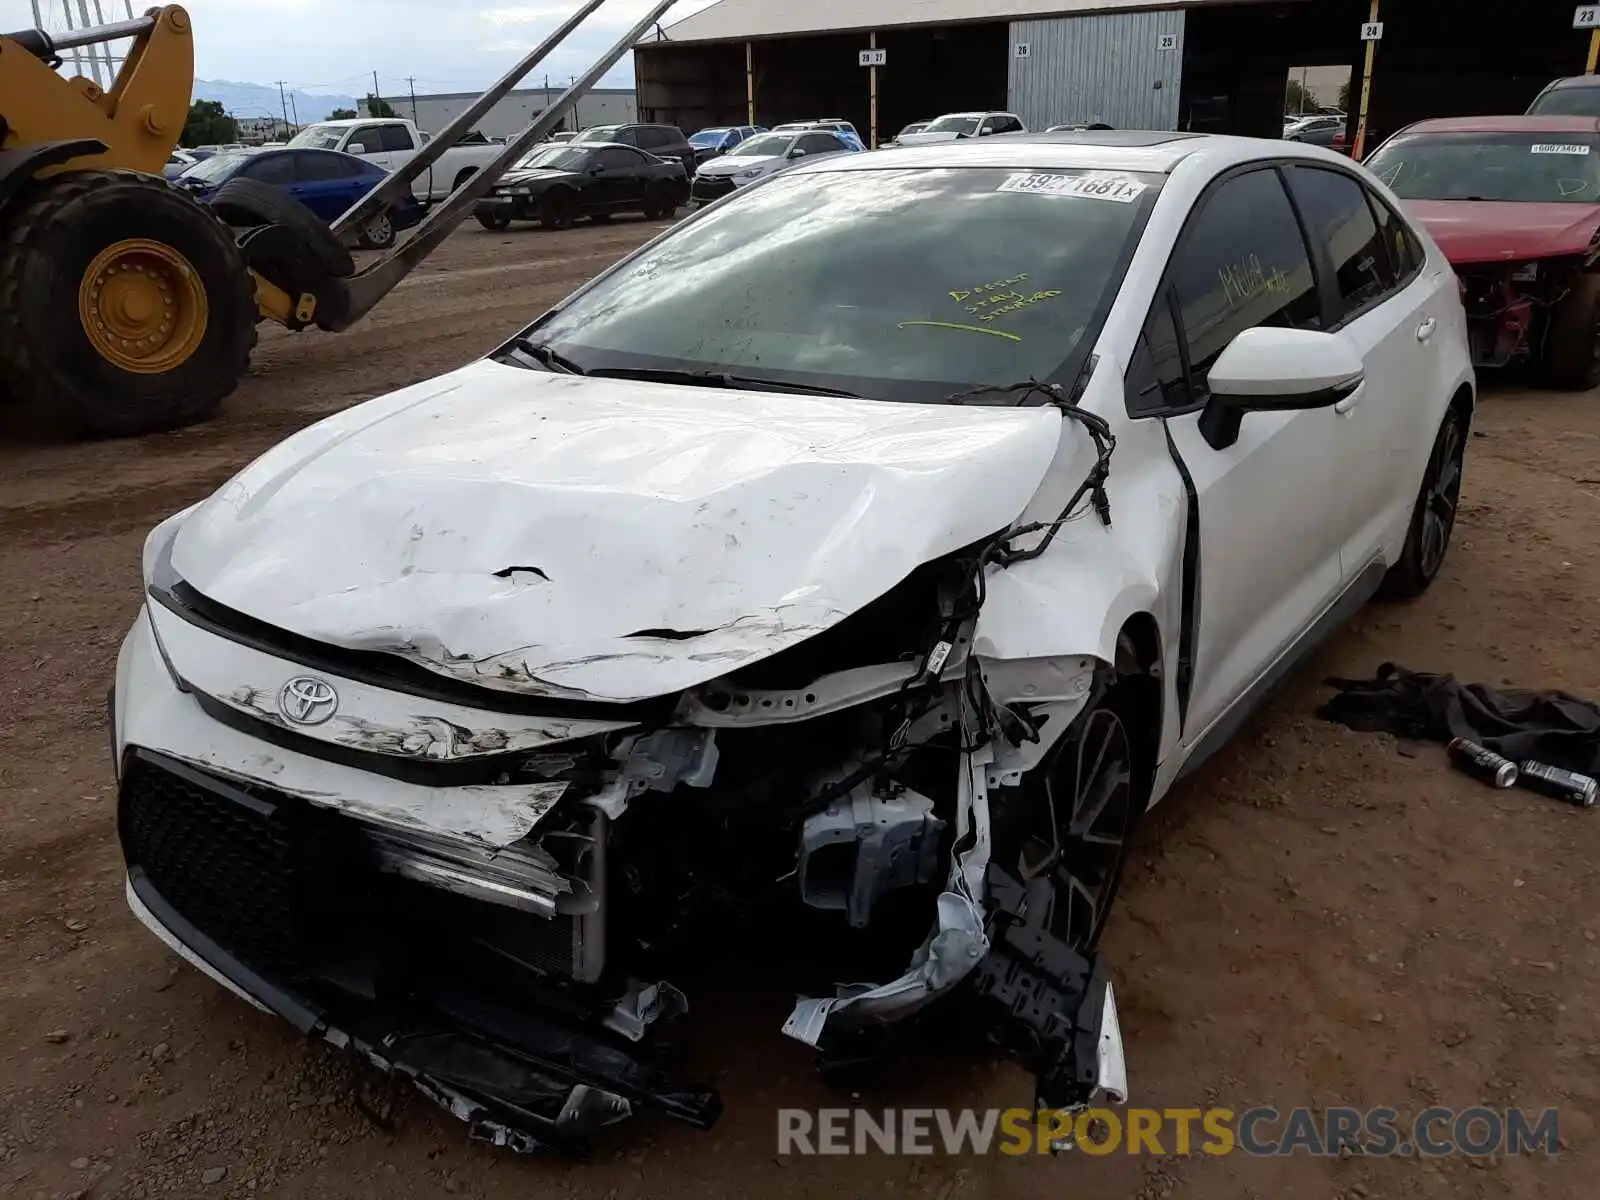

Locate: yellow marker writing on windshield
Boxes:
[898,320,1023,341]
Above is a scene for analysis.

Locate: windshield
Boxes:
[925,115,981,136]
[1527,85,1600,117]
[574,127,618,144]
[515,145,591,171]
[287,124,345,150]
[729,133,793,158]
[690,128,731,147]
[179,152,249,183]
[524,165,1159,402]
[1366,132,1600,203]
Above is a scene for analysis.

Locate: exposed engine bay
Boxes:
[1456,255,1595,374]
[116,386,1133,1154]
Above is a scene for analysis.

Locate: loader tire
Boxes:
[1534,273,1600,391]
[210,176,355,279]
[0,170,258,439]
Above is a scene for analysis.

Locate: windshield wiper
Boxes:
[583,365,863,399]
[505,338,587,375]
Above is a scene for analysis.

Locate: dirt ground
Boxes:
[2,215,1597,1200]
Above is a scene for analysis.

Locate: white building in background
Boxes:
[360,86,637,140]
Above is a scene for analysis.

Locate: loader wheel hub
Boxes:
[78,239,209,374]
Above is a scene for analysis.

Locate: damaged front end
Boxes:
[116,379,1132,1155]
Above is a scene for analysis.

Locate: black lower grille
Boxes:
[120,754,302,976]
[118,751,583,988]
[691,175,736,202]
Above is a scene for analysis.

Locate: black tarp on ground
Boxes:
[1319,663,1600,776]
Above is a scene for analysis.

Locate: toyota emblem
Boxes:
[278,676,339,726]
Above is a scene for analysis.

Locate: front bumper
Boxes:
[690,174,738,204]
[476,195,541,221]
[118,746,720,1153]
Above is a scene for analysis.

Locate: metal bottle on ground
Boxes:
[1445,738,1518,788]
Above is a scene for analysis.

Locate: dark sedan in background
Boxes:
[173,147,422,249]
[474,142,689,230]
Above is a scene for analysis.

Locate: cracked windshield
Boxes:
[528,166,1161,400]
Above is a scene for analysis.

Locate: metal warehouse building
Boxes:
[360,86,636,140]
[634,0,1593,151]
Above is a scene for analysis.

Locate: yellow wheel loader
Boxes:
[0,0,678,439]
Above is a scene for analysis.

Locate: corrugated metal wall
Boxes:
[1008,9,1186,132]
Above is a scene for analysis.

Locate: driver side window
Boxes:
[1143,167,1322,413]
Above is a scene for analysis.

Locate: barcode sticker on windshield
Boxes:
[1531,144,1591,155]
[998,171,1148,203]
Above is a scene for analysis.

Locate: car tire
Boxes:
[1534,273,1600,391]
[992,638,1150,954]
[539,189,577,231]
[475,211,512,231]
[641,186,665,220]
[355,210,395,250]
[1378,401,1469,601]
[208,176,354,280]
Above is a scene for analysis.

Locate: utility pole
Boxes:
[371,69,382,116]
[407,76,419,123]
[288,92,300,131]
[276,80,290,130]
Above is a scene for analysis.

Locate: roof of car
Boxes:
[1543,75,1600,90]
[1397,114,1600,135]
[787,131,1344,176]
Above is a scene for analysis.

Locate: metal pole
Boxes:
[1588,29,1600,74]
[408,76,419,124]
[58,2,87,84]
[869,30,878,149]
[335,0,640,235]
[1352,0,1379,160]
[746,42,754,126]
[1300,65,1307,115]
[328,0,682,325]
[74,0,102,86]
[277,81,290,129]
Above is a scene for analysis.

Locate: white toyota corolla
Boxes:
[112,131,1473,1153]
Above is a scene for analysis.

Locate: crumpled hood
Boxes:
[171,361,1064,703]
[497,167,575,186]
[1402,199,1600,264]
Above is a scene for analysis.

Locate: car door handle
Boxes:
[1334,382,1366,416]
[1416,317,1437,342]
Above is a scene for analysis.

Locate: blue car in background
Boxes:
[688,124,765,164]
[173,147,423,249]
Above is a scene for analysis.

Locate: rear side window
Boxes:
[1166,167,1322,399]
[1367,189,1424,281]
[1527,83,1600,117]
[379,125,415,152]
[243,155,295,185]
[294,153,359,182]
[634,127,667,148]
[797,132,842,155]
[1282,165,1395,321]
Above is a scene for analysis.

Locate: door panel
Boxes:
[1151,166,1349,742]
[1281,164,1434,571]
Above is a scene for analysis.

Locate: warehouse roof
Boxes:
[650,0,1217,45]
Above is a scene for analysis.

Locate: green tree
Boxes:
[328,106,357,119]
[1338,80,1351,111]
[364,93,398,118]
[1284,78,1311,115]
[181,99,238,147]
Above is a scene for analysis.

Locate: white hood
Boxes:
[171,361,1063,703]
[697,155,785,180]
[893,130,966,146]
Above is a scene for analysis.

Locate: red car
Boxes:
[1363,115,1600,388]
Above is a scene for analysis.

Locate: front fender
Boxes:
[0,138,107,209]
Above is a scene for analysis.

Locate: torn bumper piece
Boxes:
[118,748,720,1154]
[127,868,720,1152]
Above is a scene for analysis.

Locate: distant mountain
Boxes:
[192,79,360,124]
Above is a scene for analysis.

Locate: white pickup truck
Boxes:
[285,118,502,204]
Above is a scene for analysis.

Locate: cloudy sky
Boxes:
[9,0,719,95]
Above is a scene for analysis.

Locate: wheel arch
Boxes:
[0,138,108,211]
